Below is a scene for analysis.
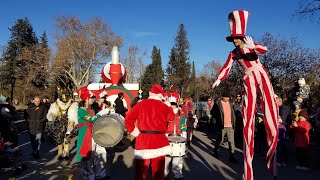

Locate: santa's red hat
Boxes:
[76,86,94,101]
[91,87,108,98]
[226,10,250,42]
[149,84,166,98]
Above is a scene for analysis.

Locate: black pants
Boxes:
[296,147,309,167]
[277,141,288,163]
[29,133,41,152]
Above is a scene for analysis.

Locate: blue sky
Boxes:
[0,0,319,72]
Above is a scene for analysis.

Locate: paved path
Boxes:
[1,129,320,180]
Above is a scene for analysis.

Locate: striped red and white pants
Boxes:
[242,67,278,180]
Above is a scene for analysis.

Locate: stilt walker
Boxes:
[212,10,279,180]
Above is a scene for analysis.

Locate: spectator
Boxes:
[114,92,128,117]
[186,111,198,146]
[277,119,287,166]
[26,96,47,159]
[42,96,51,110]
[276,96,291,127]
[204,98,214,127]
[0,107,18,147]
[233,94,243,148]
[290,110,311,171]
[211,91,238,163]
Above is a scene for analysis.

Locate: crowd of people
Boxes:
[1,9,320,180]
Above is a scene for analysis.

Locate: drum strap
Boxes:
[140,130,164,134]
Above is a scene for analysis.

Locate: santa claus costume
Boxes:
[125,84,175,180]
[212,10,279,180]
[164,89,187,179]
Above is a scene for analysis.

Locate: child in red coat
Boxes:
[290,110,311,170]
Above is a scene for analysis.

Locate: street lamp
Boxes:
[9,76,16,103]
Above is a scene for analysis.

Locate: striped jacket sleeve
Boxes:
[217,52,235,81]
[253,42,268,55]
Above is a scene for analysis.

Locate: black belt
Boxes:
[140,130,164,134]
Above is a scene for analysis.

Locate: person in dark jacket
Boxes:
[26,96,47,159]
[276,96,291,126]
[211,91,238,163]
[114,92,127,117]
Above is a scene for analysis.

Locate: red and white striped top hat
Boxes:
[226,10,250,42]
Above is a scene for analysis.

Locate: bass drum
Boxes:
[92,113,126,148]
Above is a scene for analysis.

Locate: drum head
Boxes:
[92,113,125,148]
[167,135,186,143]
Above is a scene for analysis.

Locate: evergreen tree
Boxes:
[0,18,38,83]
[166,24,191,97]
[189,61,196,98]
[141,46,164,98]
[40,31,48,48]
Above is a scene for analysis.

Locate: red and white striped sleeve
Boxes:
[216,52,235,81]
[253,43,268,55]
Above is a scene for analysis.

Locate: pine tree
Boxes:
[141,46,164,98]
[40,31,48,48]
[189,61,196,98]
[166,24,191,97]
[0,18,38,83]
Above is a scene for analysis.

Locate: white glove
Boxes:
[244,36,255,49]
[193,122,198,129]
[173,108,179,114]
[97,108,110,116]
[212,79,221,89]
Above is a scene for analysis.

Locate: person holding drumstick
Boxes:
[164,89,187,180]
[75,85,110,180]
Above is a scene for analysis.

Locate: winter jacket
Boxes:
[26,103,47,135]
[211,99,236,130]
[115,98,127,117]
[290,120,311,148]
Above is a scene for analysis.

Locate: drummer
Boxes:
[91,88,114,179]
[75,86,110,180]
[165,89,187,180]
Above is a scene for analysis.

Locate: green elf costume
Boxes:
[75,85,110,180]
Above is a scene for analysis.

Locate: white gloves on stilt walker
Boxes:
[244,36,256,49]
[212,79,221,89]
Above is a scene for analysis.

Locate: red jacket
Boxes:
[125,96,175,159]
[290,120,311,148]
